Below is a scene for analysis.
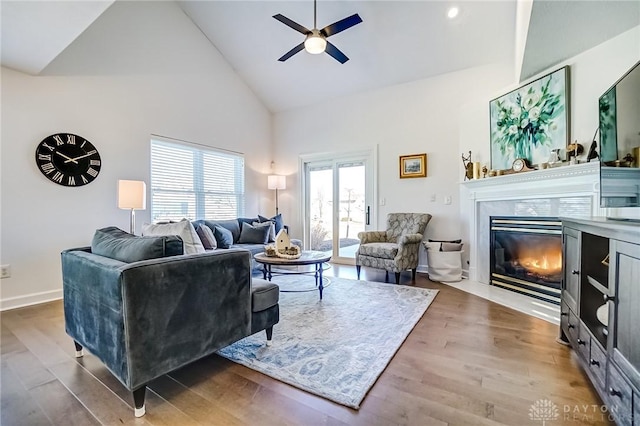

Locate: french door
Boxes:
[301,149,376,265]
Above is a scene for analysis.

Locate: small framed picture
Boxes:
[399,153,427,179]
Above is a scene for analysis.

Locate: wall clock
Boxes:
[35,133,101,187]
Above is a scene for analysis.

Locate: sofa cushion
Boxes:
[92,227,184,263]
[251,279,279,312]
[238,222,270,244]
[213,224,234,249]
[258,214,284,234]
[142,219,205,254]
[198,219,241,243]
[357,242,398,259]
[196,224,217,250]
[253,221,275,242]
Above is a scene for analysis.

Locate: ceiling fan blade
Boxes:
[325,41,349,64]
[320,14,362,38]
[273,14,311,35]
[278,42,305,62]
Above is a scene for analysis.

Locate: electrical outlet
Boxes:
[444,196,452,205]
[430,194,436,202]
[380,197,386,206]
[1,264,11,279]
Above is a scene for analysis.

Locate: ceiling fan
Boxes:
[273,0,362,64]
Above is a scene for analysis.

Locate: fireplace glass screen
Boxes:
[490,217,562,304]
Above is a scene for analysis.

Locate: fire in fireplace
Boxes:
[490,217,562,304]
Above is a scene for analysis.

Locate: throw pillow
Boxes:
[196,224,217,250]
[441,242,464,252]
[252,221,275,242]
[213,224,234,249]
[428,238,462,244]
[423,242,442,252]
[238,222,271,244]
[141,218,205,254]
[258,213,284,234]
[92,227,184,262]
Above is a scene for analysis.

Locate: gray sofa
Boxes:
[62,238,279,418]
[193,217,302,269]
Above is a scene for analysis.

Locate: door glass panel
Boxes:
[308,167,333,253]
[338,163,365,259]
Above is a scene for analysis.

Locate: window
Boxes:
[150,138,245,221]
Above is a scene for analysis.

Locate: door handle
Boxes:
[366,206,370,226]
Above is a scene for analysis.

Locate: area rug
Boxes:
[217,276,438,409]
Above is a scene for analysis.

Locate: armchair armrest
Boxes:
[358,231,388,244]
[396,233,424,257]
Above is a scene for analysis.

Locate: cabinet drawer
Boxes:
[567,309,579,345]
[576,323,590,360]
[560,301,570,336]
[588,339,607,389]
[606,363,633,426]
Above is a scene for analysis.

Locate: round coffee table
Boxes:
[254,251,332,300]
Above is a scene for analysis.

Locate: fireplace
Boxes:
[490,216,562,304]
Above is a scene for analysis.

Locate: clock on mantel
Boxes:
[502,158,535,175]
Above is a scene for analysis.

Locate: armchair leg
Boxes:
[356,265,361,280]
[133,386,146,417]
[395,272,400,284]
[74,341,84,358]
[412,268,417,282]
[266,326,273,346]
[384,271,389,283]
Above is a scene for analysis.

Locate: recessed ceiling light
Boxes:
[447,7,459,19]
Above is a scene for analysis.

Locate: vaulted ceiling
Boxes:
[1,1,638,112]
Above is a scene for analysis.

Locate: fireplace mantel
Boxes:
[461,161,600,200]
[460,161,603,284]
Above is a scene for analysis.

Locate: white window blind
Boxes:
[150,138,245,221]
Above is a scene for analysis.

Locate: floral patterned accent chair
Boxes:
[356,213,432,284]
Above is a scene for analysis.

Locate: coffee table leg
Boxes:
[267,264,273,281]
[318,262,323,300]
[262,264,267,280]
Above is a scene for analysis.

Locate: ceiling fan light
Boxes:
[304,34,326,54]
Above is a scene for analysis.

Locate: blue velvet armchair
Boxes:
[62,246,279,417]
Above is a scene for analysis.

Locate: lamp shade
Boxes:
[304,33,327,54]
[118,180,146,210]
[267,175,286,190]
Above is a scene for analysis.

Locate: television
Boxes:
[599,60,640,209]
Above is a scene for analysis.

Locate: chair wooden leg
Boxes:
[73,341,84,358]
[266,326,273,346]
[133,386,146,417]
[412,268,417,282]
[395,272,400,284]
[356,265,361,280]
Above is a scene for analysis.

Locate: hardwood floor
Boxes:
[1,266,612,425]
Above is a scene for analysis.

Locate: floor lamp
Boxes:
[267,175,286,215]
[118,180,146,234]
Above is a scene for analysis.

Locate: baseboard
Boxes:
[1,289,63,311]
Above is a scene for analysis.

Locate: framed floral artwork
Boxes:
[399,153,427,178]
[490,66,569,170]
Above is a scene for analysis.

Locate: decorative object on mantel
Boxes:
[482,165,488,178]
[399,153,427,179]
[587,128,599,163]
[501,158,535,175]
[461,151,473,180]
[566,141,583,163]
[472,162,481,179]
[490,66,569,170]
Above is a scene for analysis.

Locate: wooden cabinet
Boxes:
[560,218,640,426]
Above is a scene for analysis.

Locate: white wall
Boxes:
[273,62,514,268]
[459,25,640,269]
[0,1,273,309]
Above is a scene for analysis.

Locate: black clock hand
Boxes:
[56,151,79,164]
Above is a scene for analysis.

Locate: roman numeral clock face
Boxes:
[35,133,101,187]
